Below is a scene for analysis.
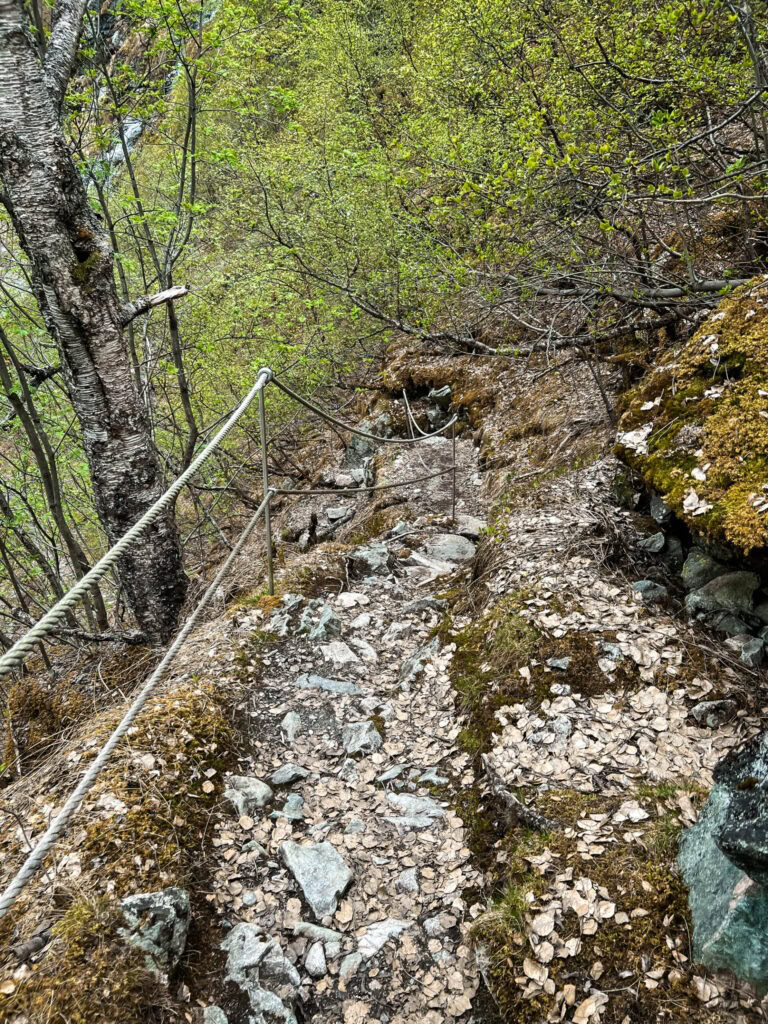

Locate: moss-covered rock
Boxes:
[617,278,768,554]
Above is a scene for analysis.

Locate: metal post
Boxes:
[258,386,274,595]
[452,419,457,525]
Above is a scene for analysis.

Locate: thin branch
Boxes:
[120,285,190,326]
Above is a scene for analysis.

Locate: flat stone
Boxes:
[396,868,419,893]
[638,531,665,554]
[203,1008,228,1024]
[547,657,570,671]
[692,700,738,729]
[308,605,342,641]
[423,533,476,564]
[384,815,438,830]
[270,794,305,821]
[321,641,360,668]
[340,951,363,985]
[600,642,623,661]
[119,887,190,975]
[350,612,371,630]
[681,548,728,591]
[280,841,354,920]
[632,579,668,603]
[550,683,571,697]
[378,764,408,783]
[349,637,378,663]
[453,513,486,539]
[248,988,298,1024]
[417,768,449,785]
[686,571,760,619]
[220,926,299,1022]
[224,776,274,817]
[304,942,327,978]
[267,594,304,637]
[327,506,352,522]
[402,597,447,615]
[342,721,383,756]
[294,673,361,696]
[344,819,366,834]
[269,764,310,786]
[358,919,411,960]
[386,793,444,820]
[336,591,369,609]
[281,712,302,743]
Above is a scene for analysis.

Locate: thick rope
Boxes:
[0,492,272,921]
[0,368,273,678]
[271,377,457,443]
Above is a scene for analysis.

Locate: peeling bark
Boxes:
[0,0,188,642]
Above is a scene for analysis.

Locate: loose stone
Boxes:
[280,841,354,920]
[223,776,273,816]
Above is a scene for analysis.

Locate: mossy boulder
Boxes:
[617,278,768,554]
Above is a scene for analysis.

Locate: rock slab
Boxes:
[280,841,354,920]
[119,887,190,975]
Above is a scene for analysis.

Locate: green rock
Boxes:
[680,548,727,591]
[685,571,759,618]
[638,531,665,554]
[632,579,668,603]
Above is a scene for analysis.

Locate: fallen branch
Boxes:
[120,285,189,326]
[481,754,560,831]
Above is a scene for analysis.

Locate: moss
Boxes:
[5,678,91,768]
[618,278,768,553]
[1,895,173,1024]
[71,251,101,283]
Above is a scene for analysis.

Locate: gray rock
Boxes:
[294,673,361,696]
[679,733,768,991]
[340,951,363,985]
[294,922,343,944]
[600,641,623,661]
[378,764,408,783]
[711,611,754,637]
[550,683,571,697]
[224,776,274,817]
[281,712,302,743]
[267,594,304,637]
[339,759,360,783]
[344,819,366,834]
[741,638,765,668]
[662,535,684,569]
[349,637,378,663]
[347,543,396,579]
[248,988,298,1024]
[686,571,760,619]
[297,598,323,634]
[396,868,419,893]
[270,793,305,821]
[119,887,190,975]
[385,815,440,830]
[243,840,268,857]
[423,533,476,564]
[692,700,738,729]
[243,891,259,907]
[203,1008,228,1024]
[453,513,486,539]
[321,640,360,668]
[304,942,327,978]
[308,605,342,642]
[327,506,352,522]
[546,657,570,671]
[417,768,449,785]
[422,916,442,938]
[428,385,452,408]
[342,721,383,756]
[681,548,729,591]
[632,579,668,603]
[386,793,444,820]
[638,531,665,554]
[650,492,672,525]
[402,597,447,615]
[270,763,310,786]
[358,919,411,960]
[399,637,440,688]
[350,613,372,630]
[280,841,354,920]
[754,600,768,625]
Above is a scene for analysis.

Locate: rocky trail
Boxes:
[4,357,768,1024]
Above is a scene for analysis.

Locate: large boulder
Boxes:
[685,571,759,619]
[679,733,768,992]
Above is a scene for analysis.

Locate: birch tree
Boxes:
[0,0,188,642]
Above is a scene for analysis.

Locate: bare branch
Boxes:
[120,285,190,326]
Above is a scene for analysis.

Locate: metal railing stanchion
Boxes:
[258,381,275,595]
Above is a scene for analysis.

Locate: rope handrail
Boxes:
[0,365,461,919]
[0,492,272,920]
[0,368,273,678]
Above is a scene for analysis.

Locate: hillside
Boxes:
[2,1,768,1023]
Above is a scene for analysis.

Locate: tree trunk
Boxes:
[0,0,188,642]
